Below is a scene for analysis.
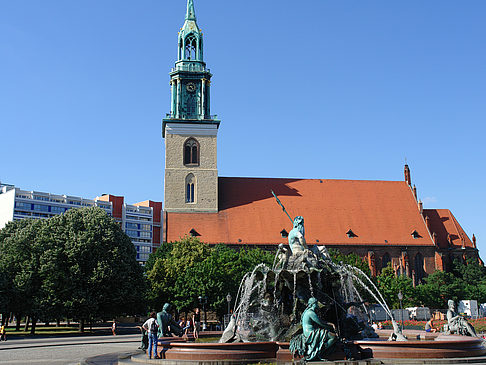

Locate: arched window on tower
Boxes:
[382,253,391,271]
[184,34,197,60]
[414,253,425,285]
[185,173,196,203]
[184,138,199,166]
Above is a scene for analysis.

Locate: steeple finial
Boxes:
[186,0,196,21]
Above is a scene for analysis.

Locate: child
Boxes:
[111,320,117,336]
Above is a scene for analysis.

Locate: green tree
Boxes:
[0,207,146,333]
[416,269,462,308]
[146,237,274,318]
[451,258,486,303]
[376,264,417,309]
[57,207,146,331]
[328,248,371,277]
[0,219,33,327]
[0,219,50,333]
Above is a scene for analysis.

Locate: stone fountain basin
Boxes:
[356,334,486,359]
[160,333,486,362]
[162,341,278,361]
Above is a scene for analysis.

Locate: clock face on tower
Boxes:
[186,82,196,92]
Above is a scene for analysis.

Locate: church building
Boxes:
[161,0,480,282]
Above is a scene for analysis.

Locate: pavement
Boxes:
[0,333,141,365]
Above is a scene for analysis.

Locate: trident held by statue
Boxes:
[271,190,294,224]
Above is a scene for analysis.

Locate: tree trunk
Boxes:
[79,319,85,333]
[1,313,6,326]
[24,316,30,332]
[15,314,21,331]
[30,317,37,335]
[56,319,61,327]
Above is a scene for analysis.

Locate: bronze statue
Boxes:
[290,297,337,361]
[157,303,184,337]
[446,300,477,337]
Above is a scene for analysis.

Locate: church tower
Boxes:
[162,0,220,213]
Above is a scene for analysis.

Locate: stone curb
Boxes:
[119,352,486,365]
[0,338,138,351]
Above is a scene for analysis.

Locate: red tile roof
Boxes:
[423,208,474,249]
[166,177,435,247]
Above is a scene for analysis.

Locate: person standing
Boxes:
[0,325,6,341]
[193,308,201,339]
[111,320,117,336]
[143,312,159,359]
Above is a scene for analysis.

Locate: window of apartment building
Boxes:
[50,206,65,214]
[126,230,139,237]
[140,231,152,239]
[16,211,32,216]
[140,224,152,231]
[126,215,138,220]
[15,202,32,210]
[126,222,138,229]
[33,204,49,212]
[68,200,81,206]
[33,212,49,217]
[34,196,49,201]
[139,245,151,253]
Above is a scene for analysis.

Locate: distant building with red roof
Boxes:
[161,0,480,282]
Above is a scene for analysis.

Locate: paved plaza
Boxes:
[0,334,140,365]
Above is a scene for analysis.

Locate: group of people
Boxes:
[177,310,201,337]
[140,305,202,359]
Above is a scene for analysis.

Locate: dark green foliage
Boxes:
[146,237,274,316]
[0,208,146,333]
[328,248,371,277]
[376,264,417,309]
[415,269,462,308]
[415,258,486,308]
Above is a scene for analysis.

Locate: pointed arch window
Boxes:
[382,253,391,270]
[414,252,425,285]
[184,34,197,60]
[184,138,199,166]
[185,174,196,203]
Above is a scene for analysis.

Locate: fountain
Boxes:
[128,193,486,364]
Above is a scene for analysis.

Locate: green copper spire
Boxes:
[162,0,220,136]
[178,0,203,62]
[186,0,196,21]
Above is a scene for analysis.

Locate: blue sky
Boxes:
[1,1,485,254]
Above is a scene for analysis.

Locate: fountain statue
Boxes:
[138,191,486,364]
[289,297,337,361]
[219,191,407,359]
[445,300,478,337]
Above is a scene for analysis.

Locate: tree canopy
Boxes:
[0,207,146,333]
[146,236,274,317]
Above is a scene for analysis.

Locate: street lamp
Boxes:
[198,295,208,331]
[397,291,404,332]
[226,294,232,315]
